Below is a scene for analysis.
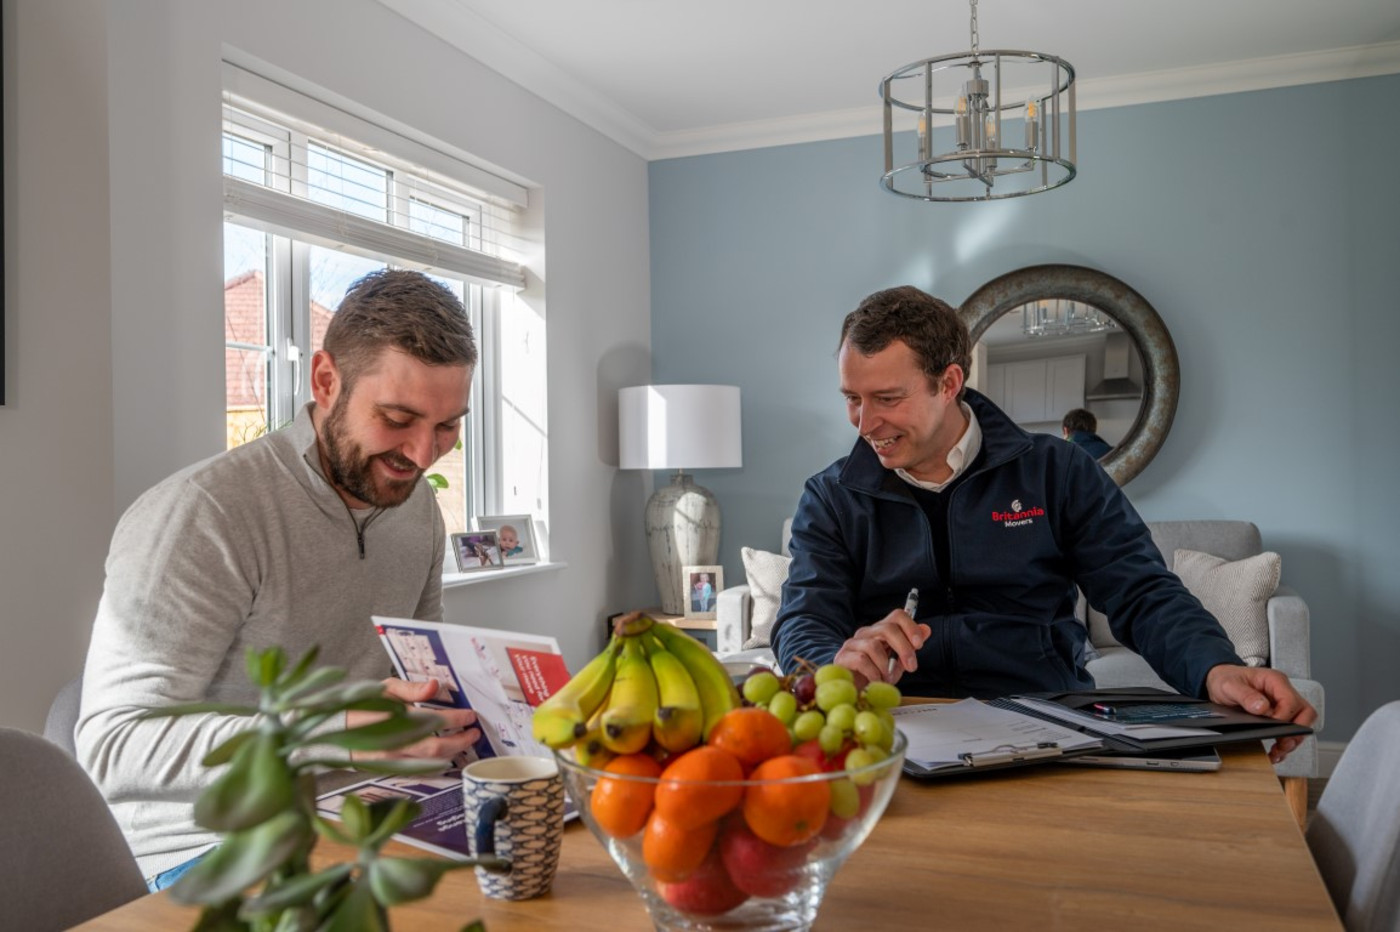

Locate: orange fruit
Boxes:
[743,755,830,847]
[642,812,721,882]
[590,752,663,839]
[707,707,793,771]
[653,745,745,831]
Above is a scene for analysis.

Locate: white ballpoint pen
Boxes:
[887,588,919,677]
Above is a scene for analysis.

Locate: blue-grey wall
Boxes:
[648,75,1400,742]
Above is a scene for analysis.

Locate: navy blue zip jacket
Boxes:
[771,390,1242,699]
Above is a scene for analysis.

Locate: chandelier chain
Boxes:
[969,0,980,58]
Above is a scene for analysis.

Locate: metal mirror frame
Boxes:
[959,264,1179,486]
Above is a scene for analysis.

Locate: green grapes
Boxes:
[826,703,858,733]
[863,681,902,710]
[853,710,885,746]
[793,709,826,742]
[845,747,882,785]
[829,777,861,819]
[818,722,847,755]
[813,663,855,686]
[767,689,799,725]
[742,670,782,705]
[815,679,859,712]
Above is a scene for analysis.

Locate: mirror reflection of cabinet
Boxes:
[960,265,1180,487]
[984,354,1085,425]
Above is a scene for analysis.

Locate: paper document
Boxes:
[1011,697,1218,740]
[891,699,1102,769]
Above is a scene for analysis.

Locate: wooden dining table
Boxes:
[76,740,1339,931]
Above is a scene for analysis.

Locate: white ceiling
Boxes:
[377,0,1400,160]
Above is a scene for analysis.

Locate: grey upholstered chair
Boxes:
[43,674,83,757]
[1306,700,1400,932]
[0,727,148,929]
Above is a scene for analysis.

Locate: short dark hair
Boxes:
[838,286,971,400]
[1062,408,1097,433]
[323,269,477,391]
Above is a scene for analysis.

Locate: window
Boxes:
[220,65,544,539]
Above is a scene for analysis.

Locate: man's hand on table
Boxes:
[1205,664,1318,763]
[346,677,483,762]
[834,609,930,689]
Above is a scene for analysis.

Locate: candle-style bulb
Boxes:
[1024,99,1040,152]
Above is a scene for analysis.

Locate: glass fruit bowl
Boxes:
[555,730,906,932]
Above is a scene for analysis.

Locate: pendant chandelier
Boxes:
[880,0,1077,202]
[1022,299,1117,338]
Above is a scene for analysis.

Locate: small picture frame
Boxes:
[474,515,540,566]
[682,565,724,620]
[451,530,505,573]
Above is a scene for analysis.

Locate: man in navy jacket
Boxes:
[770,286,1315,762]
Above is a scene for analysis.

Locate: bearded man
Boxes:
[77,270,484,888]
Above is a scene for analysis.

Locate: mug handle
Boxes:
[473,794,513,872]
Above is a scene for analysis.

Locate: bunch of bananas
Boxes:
[532,612,741,767]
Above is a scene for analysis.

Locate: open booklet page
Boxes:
[373,615,571,761]
[315,617,578,859]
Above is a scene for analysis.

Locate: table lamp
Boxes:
[618,384,742,615]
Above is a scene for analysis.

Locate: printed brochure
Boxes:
[314,617,577,858]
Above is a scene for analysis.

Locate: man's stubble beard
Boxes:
[320,394,421,508]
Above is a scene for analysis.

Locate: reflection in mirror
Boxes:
[975,299,1145,453]
[960,265,1179,487]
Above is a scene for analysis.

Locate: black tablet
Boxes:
[1059,745,1223,772]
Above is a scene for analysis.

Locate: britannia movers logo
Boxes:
[992,498,1045,527]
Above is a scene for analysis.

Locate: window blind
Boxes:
[221,64,527,290]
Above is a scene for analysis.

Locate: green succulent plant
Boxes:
[144,645,503,932]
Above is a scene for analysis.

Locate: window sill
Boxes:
[442,560,567,589]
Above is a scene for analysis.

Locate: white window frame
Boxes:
[220,64,538,539]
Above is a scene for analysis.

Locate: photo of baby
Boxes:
[474,515,539,566]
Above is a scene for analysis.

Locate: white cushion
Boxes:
[1173,548,1281,667]
[740,546,792,650]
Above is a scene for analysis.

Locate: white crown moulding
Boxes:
[373,0,1400,163]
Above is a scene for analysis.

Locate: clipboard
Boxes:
[894,690,1313,780]
[893,699,1108,779]
[998,686,1313,754]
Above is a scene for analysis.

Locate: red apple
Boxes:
[657,846,749,916]
[719,818,815,899]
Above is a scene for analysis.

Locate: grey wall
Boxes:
[0,0,656,733]
[649,76,1400,742]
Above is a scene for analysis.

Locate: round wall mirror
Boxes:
[959,265,1179,486]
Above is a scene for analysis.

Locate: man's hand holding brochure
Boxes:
[314,617,578,858]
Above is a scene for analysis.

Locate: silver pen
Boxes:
[886,588,919,677]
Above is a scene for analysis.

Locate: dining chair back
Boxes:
[43,674,82,757]
[0,727,147,930]
[1306,700,1400,932]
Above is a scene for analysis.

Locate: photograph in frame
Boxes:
[451,530,505,573]
[474,515,539,566]
[682,564,724,620]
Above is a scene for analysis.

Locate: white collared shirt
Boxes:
[895,401,981,492]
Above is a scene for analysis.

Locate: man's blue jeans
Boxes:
[146,850,210,892]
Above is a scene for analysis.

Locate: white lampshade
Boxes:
[618,384,742,614]
[618,385,742,471]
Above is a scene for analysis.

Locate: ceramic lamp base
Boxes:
[644,472,720,615]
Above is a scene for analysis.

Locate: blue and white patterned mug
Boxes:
[462,756,565,900]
